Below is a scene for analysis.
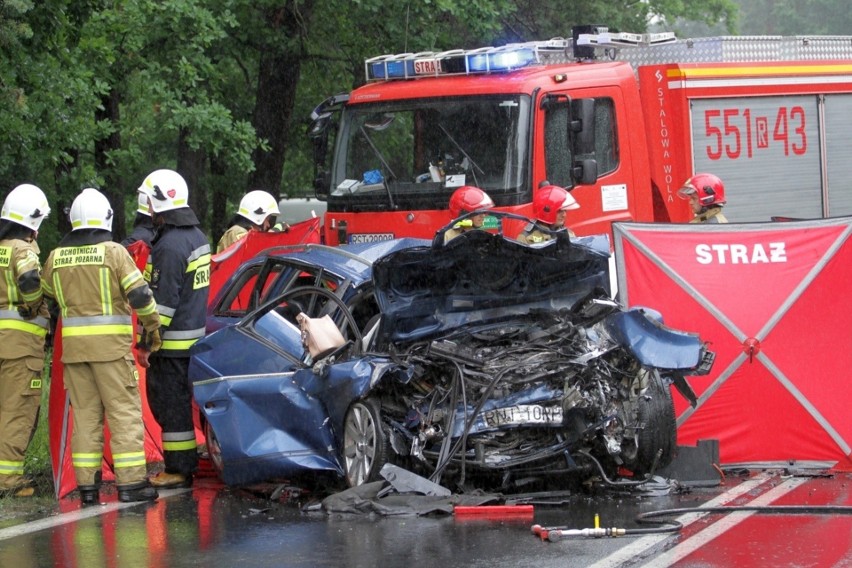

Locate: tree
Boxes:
[2,0,746,244]
[734,0,852,35]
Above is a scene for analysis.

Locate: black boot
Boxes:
[78,485,99,506]
[118,481,158,503]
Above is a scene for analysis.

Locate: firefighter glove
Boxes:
[138,312,161,333]
[140,328,162,353]
[18,304,36,320]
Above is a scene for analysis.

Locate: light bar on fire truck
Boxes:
[365,39,571,82]
[576,31,676,49]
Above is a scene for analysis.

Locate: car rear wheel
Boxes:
[205,420,225,479]
[343,399,388,487]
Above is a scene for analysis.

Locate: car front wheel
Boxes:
[343,399,388,487]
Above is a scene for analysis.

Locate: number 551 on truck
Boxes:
[307,26,852,245]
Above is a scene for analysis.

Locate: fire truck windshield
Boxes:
[328,95,531,212]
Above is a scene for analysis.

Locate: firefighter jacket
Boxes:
[216,223,248,253]
[691,207,728,224]
[0,238,49,360]
[42,231,160,364]
[517,222,575,244]
[147,217,210,357]
[444,220,482,244]
[120,215,156,248]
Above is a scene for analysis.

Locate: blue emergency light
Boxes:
[364,40,570,82]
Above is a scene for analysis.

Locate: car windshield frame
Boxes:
[329,94,531,211]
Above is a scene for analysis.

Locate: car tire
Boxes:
[629,369,677,475]
[343,399,388,487]
[205,420,225,479]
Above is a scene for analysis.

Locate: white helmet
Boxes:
[136,191,151,216]
[138,169,189,213]
[1,183,51,231]
[237,190,280,226]
[70,187,114,232]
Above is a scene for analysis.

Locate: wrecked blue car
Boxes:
[189,215,714,490]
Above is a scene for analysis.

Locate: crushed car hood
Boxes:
[372,231,611,344]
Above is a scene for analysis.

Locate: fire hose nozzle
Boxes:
[545,527,627,542]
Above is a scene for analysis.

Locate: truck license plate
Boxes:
[482,404,563,428]
[349,233,394,244]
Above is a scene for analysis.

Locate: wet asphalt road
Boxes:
[1,470,851,567]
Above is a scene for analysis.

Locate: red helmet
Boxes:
[533,185,579,225]
[678,173,726,207]
[449,186,493,217]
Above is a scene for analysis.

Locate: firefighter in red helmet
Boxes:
[518,184,580,244]
[678,173,728,223]
[444,186,494,243]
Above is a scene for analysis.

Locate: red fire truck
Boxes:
[308,27,852,245]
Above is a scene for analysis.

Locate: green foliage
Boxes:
[3,0,841,234]
[733,0,852,35]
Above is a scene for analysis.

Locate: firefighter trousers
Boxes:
[0,357,42,490]
[64,357,148,486]
[147,356,198,475]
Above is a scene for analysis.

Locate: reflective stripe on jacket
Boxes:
[147,225,210,356]
[43,241,159,363]
[0,239,47,359]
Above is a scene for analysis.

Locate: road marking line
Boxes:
[0,488,191,541]
[640,476,808,567]
[587,472,773,568]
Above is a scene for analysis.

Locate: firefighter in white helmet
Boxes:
[42,187,162,504]
[137,168,210,489]
[0,184,50,498]
[518,183,580,244]
[121,191,156,248]
[216,190,281,253]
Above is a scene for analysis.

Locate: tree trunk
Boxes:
[178,126,208,231]
[209,155,230,244]
[248,1,315,196]
[95,88,126,241]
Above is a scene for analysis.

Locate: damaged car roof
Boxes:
[372,230,612,344]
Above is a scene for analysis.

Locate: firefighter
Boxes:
[678,173,728,224]
[121,192,156,248]
[216,190,281,253]
[518,184,580,244]
[42,187,162,504]
[0,184,50,498]
[138,169,210,489]
[443,186,494,243]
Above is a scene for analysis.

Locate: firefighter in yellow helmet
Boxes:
[0,184,50,498]
[518,184,580,244]
[443,186,494,243]
[42,188,162,504]
[216,190,281,253]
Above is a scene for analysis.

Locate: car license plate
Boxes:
[482,404,563,428]
[349,233,394,244]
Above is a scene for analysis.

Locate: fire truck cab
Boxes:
[309,27,852,245]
